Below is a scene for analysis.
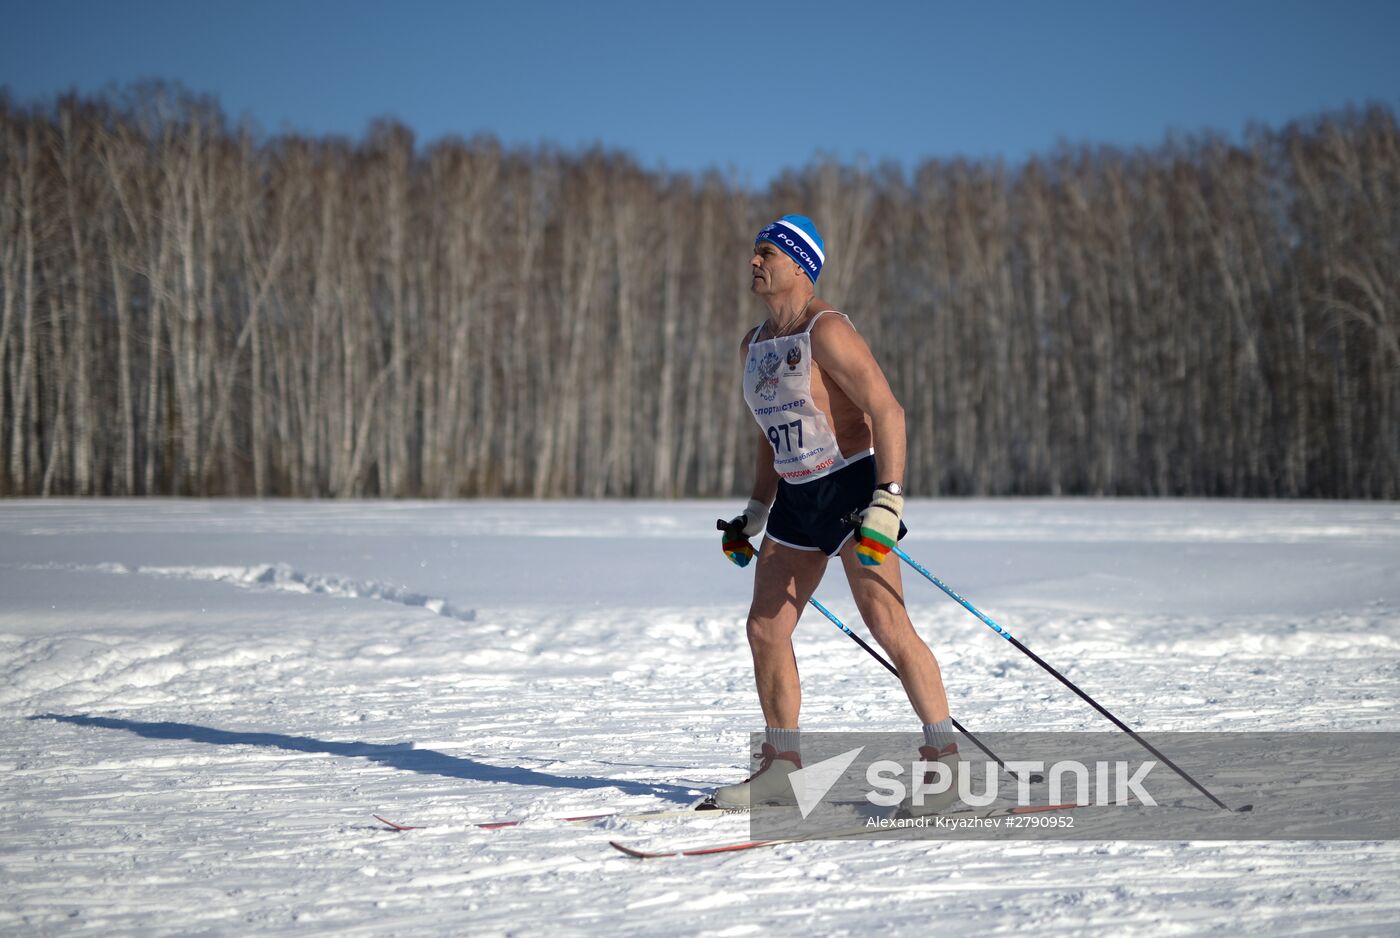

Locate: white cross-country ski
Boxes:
[608,802,1082,858]
[372,796,891,832]
[373,796,732,831]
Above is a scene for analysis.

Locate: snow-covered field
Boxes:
[3,498,1399,936]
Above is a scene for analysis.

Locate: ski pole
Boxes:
[843,511,1246,812]
[804,595,1042,786]
[716,518,1039,785]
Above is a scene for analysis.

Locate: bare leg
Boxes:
[839,540,950,724]
[746,537,829,728]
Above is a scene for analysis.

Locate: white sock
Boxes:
[765,726,800,755]
[922,719,957,751]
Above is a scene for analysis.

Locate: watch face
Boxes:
[882,482,903,497]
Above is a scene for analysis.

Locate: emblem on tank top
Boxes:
[782,342,807,380]
[754,350,782,401]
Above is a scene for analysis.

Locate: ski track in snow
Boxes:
[8,559,478,623]
[1,499,1398,936]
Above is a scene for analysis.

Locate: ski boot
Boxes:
[894,742,964,818]
[712,742,801,809]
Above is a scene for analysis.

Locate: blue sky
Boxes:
[4,0,1398,185]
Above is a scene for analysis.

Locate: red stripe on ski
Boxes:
[476,811,620,830]
[381,811,623,831]
[1008,803,1077,813]
[609,838,780,858]
[373,814,423,831]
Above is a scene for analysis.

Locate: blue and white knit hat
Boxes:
[756,214,825,282]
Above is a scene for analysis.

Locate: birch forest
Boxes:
[1,87,1396,499]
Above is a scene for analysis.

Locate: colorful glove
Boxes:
[855,489,903,566]
[722,499,769,567]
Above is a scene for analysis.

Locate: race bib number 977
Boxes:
[767,420,803,454]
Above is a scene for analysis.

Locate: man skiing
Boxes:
[715,214,959,816]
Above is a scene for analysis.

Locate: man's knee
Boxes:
[856,586,908,628]
[865,607,919,650]
[747,615,792,650]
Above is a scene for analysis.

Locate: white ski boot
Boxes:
[895,742,964,818]
[713,742,801,809]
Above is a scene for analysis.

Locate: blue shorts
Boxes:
[765,456,907,557]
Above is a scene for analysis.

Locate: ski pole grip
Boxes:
[844,508,908,542]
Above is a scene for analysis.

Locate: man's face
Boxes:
[750,240,807,296]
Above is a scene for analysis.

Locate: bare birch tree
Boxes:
[0,89,1395,500]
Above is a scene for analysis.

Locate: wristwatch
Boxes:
[877,482,903,497]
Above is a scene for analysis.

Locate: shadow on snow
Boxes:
[31,713,697,803]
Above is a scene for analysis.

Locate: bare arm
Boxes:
[750,428,780,505]
[810,314,907,487]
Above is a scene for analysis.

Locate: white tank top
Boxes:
[742,310,873,485]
